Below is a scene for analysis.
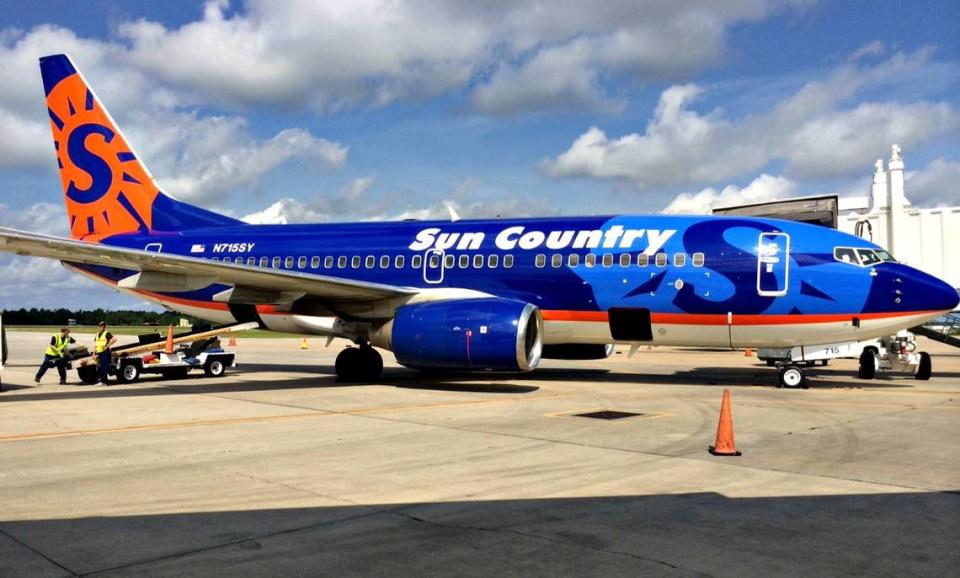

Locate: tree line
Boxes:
[1,308,200,327]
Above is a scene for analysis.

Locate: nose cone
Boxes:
[933,279,960,312]
[910,267,959,312]
[866,264,959,314]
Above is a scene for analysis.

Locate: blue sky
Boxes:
[0,0,957,309]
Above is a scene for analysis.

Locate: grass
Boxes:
[6,325,306,339]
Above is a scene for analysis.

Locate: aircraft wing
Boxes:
[0,227,415,303]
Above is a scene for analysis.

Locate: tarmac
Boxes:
[1,331,958,577]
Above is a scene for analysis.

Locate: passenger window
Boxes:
[834,247,858,264]
[488,254,499,268]
[324,256,334,268]
[474,254,484,268]
[310,256,320,268]
[283,256,293,268]
[412,255,422,268]
[380,255,390,268]
[535,254,546,268]
[212,257,220,262]
[655,253,667,267]
[552,254,563,268]
[222,257,232,264]
[365,256,375,268]
[692,252,704,267]
[429,254,440,268]
[444,254,455,268]
[395,255,405,268]
[637,254,649,267]
[351,256,360,268]
[585,254,596,268]
[259,257,268,267]
[338,256,347,268]
[503,255,514,268]
[298,256,307,268]
[271,257,280,268]
[620,253,631,267]
[459,254,470,268]
[602,254,613,267]
[568,254,580,267]
[673,253,686,267]
[247,257,255,266]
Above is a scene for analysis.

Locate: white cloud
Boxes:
[0,24,348,202]
[662,174,797,214]
[542,47,958,188]
[0,201,66,235]
[107,0,811,114]
[905,158,960,207]
[155,127,346,203]
[242,176,554,224]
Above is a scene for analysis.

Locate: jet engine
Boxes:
[371,298,542,371]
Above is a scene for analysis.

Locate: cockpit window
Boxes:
[857,249,882,266]
[834,247,858,265]
[875,249,896,262]
[834,246,896,267]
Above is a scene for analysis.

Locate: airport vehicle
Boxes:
[65,323,255,384]
[0,54,957,388]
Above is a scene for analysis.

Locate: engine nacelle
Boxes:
[542,343,614,360]
[371,298,543,371]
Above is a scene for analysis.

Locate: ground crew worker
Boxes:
[34,326,75,384]
[94,321,117,386]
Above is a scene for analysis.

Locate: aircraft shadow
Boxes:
[1,491,956,577]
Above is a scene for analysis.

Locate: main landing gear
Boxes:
[777,364,809,389]
[335,345,383,382]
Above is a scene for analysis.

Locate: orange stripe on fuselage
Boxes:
[542,310,938,326]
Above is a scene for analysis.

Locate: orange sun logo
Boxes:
[47,74,159,240]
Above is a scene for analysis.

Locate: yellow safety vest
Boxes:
[46,334,70,357]
[95,331,110,353]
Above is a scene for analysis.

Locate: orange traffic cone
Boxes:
[164,325,174,354]
[300,338,309,350]
[744,347,753,357]
[709,389,741,456]
[228,335,237,347]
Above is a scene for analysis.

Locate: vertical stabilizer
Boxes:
[40,54,240,241]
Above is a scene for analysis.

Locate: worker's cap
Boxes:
[97,321,106,327]
[60,326,70,332]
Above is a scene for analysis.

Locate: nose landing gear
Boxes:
[335,345,383,382]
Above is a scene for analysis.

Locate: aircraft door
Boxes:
[757,232,789,296]
[423,249,444,284]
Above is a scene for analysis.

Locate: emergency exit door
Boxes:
[757,232,789,296]
[423,249,444,284]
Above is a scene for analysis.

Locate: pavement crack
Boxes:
[381,507,716,577]
[0,525,80,578]
[79,510,381,578]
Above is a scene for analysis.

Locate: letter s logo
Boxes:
[65,123,115,204]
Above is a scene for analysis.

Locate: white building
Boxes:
[838,145,959,289]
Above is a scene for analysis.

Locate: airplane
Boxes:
[0,54,957,388]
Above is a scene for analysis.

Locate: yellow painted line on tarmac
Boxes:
[0,393,571,442]
[0,411,333,442]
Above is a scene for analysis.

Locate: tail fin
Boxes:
[39,54,240,240]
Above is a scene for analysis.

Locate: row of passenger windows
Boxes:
[209,252,704,270]
[535,252,704,269]
[213,253,704,269]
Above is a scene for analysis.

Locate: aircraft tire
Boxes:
[336,347,382,381]
[915,351,932,380]
[858,350,877,379]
